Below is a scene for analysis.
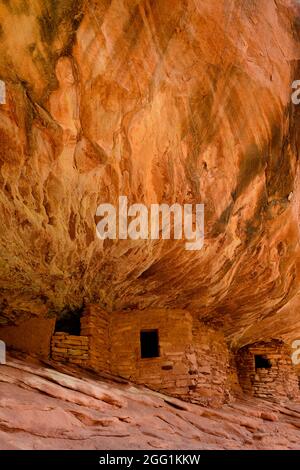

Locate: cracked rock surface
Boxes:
[0,356,300,450]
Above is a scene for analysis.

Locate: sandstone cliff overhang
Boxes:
[0,1,300,347]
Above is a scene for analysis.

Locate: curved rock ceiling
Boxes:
[0,0,300,347]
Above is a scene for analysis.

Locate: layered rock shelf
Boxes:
[0,356,300,450]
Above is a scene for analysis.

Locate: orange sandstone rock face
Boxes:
[0,1,300,347]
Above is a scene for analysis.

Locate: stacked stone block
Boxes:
[51,332,89,365]
[80,305,110,373]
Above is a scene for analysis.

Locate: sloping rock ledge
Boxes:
[0,355,300,450]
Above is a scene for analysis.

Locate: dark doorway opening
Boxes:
[140,329,159,358]
[55,308,83,336]
[255,354,272,370]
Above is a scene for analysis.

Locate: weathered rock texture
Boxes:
[1,355,300,450]
[0,318,55,357]
[1,1,300,346]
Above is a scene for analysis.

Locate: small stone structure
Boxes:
[52,305,231,406]
[236,340,299,402]
[1,305,298,405]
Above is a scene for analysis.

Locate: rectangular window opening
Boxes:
[140,329,159,359]
[255,354,272,370]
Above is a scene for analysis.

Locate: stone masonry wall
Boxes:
[109,309,230,406]
[109,309,193,395]
[236,340,299,402]
[80,305,110,373]
[49,308,300,404]
[51,332,89,365]
[226,351,243,398]
[191,321,232,404]
[51,307,300,404]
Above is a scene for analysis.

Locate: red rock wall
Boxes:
[0,318,55,358]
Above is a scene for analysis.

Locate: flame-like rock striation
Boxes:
[0,0,300,347]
